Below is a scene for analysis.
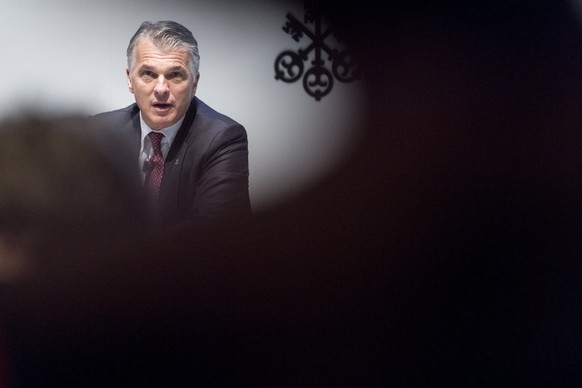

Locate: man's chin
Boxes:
[146,115,175,130]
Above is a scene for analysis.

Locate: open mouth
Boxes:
[153,102,172,111]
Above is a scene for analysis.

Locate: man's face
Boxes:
[126,38,199,130]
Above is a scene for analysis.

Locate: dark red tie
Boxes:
[145,132,165,202]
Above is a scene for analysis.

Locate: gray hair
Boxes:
[127,20,200,77]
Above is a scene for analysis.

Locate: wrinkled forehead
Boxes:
[135,37,189,56]
[133,37,194,72]
[134,41,190,64]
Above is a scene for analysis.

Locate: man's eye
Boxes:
[168,72,184,79]
[142,70,156,78]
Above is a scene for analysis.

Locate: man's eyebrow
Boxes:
[138,64,156,71]
[137,64,186,74]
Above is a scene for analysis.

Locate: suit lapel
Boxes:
[167,97,198,162]
[160,97,198,209]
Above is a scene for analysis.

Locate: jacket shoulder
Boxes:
[91,104,138,129]
[194,99,241,128]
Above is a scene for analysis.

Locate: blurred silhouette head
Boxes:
[0,115,146,282]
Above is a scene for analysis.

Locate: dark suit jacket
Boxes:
[93,97,250,228]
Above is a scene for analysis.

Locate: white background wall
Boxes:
[0,0,366,210]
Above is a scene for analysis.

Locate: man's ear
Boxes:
[126,69,134,94]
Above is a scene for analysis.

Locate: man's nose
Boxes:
[153,77,169,96]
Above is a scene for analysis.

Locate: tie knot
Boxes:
[148,131,164,152]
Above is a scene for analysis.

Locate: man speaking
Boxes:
[94,20,250,228]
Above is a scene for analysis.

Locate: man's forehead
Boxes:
[132,38,194,74]
[134,50,191,72]
[136,38,189,56]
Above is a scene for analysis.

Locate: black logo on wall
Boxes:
[274,5,359,101]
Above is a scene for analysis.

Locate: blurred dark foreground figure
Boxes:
[0,116,147,275]
[0,116,149,386]
[3,0,582,386]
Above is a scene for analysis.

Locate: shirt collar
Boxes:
[139,114,185,148]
